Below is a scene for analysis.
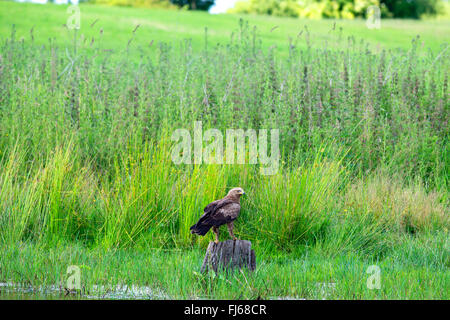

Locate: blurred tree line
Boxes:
[229,0,444,19]
[91,0,214,10]
[88,0,443,18]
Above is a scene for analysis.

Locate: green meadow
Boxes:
[1,1,449,52]
[0,1,448,299]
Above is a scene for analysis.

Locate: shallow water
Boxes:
[0,283,75,300]
[0,282,168,300]
[0,291,74,300]
[0,282,330,300]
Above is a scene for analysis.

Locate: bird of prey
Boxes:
[190,187,245,244]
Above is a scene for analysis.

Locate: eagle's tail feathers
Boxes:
[190,223,212,236]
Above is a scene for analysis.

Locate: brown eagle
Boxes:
[190,187,245,244]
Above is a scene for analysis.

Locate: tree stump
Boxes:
[200,240,256,273]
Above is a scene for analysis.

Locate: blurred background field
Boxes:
[1,1,449,53]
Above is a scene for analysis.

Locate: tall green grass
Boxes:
[0,19,448,249]
[0,21,447,189]
[0,137,351,250]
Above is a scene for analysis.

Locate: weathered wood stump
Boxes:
[200,240,256,273]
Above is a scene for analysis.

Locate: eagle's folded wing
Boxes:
[193,199,240,227]
[200,201,240,225]
[214,202,240,221]
[203,199,221,215]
